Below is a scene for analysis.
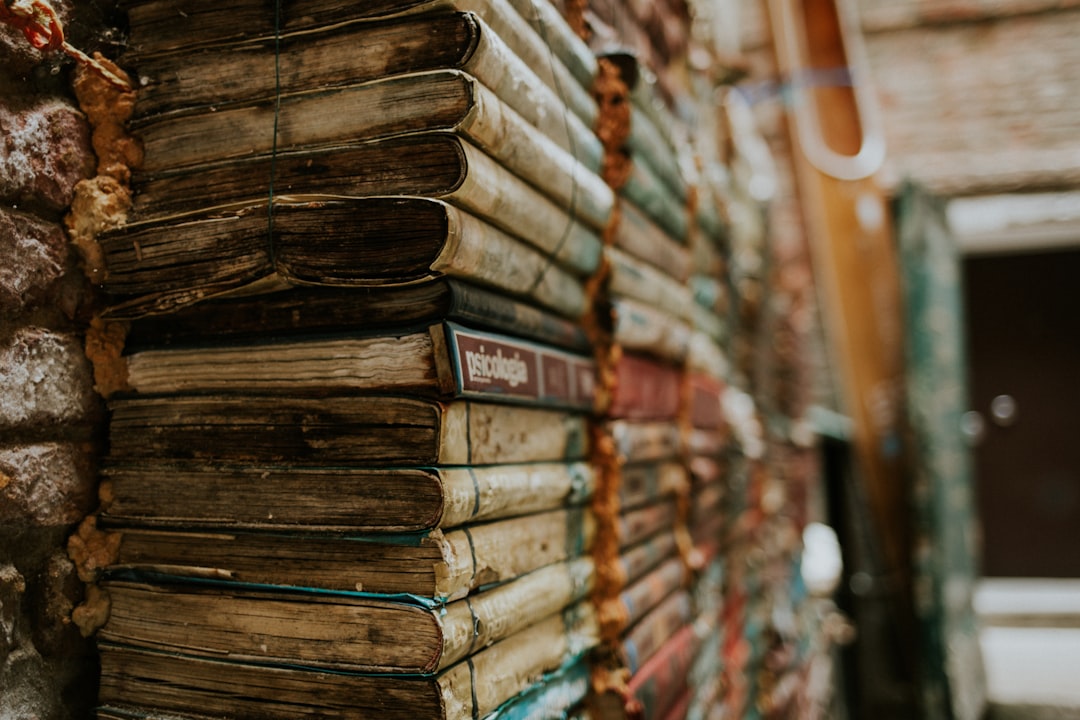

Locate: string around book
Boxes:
[526,0,581,298]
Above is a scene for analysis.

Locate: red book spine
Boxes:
[624,622,700,720]
[609,353,683,420]
[688,373,725,430]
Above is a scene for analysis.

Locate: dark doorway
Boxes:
[964,248,1080,577]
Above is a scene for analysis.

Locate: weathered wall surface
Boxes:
[863,2,1080,196]
[739,0,1080,197]
[1,4,110,717]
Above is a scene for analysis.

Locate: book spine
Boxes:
[621,157,690,243]
[623,591,694,676]
[451,139,604,279]
[615,199,692,283]
[612,297,692,365]
[501,0,596,88]
[123,332,438,395]
[462,76,613,233]
[608,247,695,323]
[484,655,591,720]
[614,556,686,632]
[688,374,725,431]
[435,322,595,411]
[436,507,595,600]
[439,556,595,669]
[624,610,699,720]
[617,531,679,588]
[627,105,690,206]
[608,353,683,421]
[439,461,594,529]
[446,279,591,352]
[464,13,601,171]
[619,461,688,511]
[438,401,590,466]
[687,331,728,379]
[618,500,677,550]
[436,204,589,320]
[439,603,599,719]
[135,70,474,174]
[101,464,449,534]
[608,420,682,464]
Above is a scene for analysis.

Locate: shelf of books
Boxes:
[81,0,821,717]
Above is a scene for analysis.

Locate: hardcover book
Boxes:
[101,460,594,534]
[102,197,592,319]
[108,395,589,467]
[100,557,594,674]
[106,506,594,600]
[116,278,591,353]
[97,604,598,720]
[122,322,596,411]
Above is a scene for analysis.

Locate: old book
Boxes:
[608,246,695,323]
[622,150,690,244]
[688,374,725,431]
[102,197,590,320]
[613,297,692,365]
[621,591,693,675]
[602,556,686,639]
[101,460,593,534]
[615,199,692,283]
[609,353,683,421]
[118,278,591,353]
[615,532,680,589]
[620,461,688,512]
[100,557,594,674]
[108,395,589,467]
[485,655,590,720]
[590,609,700,720]
[618,499,678,551]
[122,322,595,411]
[97,603,598,720]
[127,133,602,281]
[135,68,612,233]
[609,419,682,464]
[121,0,598,139]
[106,506,594,600]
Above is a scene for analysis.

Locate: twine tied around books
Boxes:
[525,0,581,297]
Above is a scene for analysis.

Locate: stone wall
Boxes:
[1,4,114,717]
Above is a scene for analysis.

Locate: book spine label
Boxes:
[444,323,594,411]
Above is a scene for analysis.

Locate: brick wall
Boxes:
[862,3,1080,196]
[739,0,1080,197]
[1,4,112,717]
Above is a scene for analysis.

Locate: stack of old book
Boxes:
[92,0,630,718]
[570,2,738,716]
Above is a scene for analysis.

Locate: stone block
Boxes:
[0,99,95,211]
[0,208,69,316]
[0,444,95,528]
[0,328,96,430]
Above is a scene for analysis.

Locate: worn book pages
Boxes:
[109,507,595,600]
[99,557,594,674]
[101,460,594,534]
[103,198,591,320]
